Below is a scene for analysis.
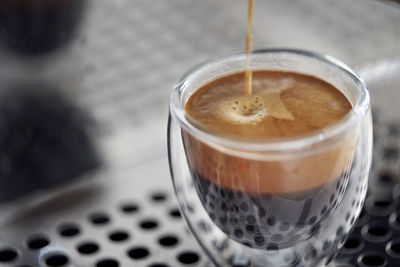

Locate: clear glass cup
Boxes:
[168,49,372,266]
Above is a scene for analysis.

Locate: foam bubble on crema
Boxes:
[216,79,295,124]
[218,96,268,124]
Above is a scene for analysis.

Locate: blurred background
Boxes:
[0,0,398,266]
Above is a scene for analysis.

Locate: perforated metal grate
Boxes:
[0,172,212,266]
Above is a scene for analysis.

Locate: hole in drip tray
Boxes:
[358,253,387,267]
[148,264,169,267]
[140,219,159,230]
[77,242,99,255]
[169,208,181,218]
[344,239,359,249]
[151,192,167,202]
[341,237,363,254]
[89,212,110,225]
[127,247,150,260]
[27,235,50,249]
[177,251,200,264]
[44,254,69,266]
[120,203,139,214]
[58,223,81,237]
[158,235,179,247]
[0,248,18,262]
[362,222,391,243]
[109,230,130,242]
[373,200,392,208]
[368,226,388,236]
[96,258,119,267]
[366,198,394,216]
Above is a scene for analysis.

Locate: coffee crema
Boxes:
[183,70,356,194]
[185,70,352,139]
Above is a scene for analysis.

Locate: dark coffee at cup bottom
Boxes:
[191,169,350,249]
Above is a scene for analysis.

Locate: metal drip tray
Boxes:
[0,160,211,267]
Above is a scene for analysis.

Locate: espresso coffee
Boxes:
[183,70,356,249]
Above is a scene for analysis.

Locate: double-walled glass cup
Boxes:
[168,49,372,266]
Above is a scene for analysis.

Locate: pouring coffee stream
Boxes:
[240,0,295,121]
[245,0,254,97]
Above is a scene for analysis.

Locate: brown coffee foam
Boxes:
[183,70,356,193]
[215,87,295,125]
[185,71,352,139]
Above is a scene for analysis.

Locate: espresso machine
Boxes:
[0,0,398,266]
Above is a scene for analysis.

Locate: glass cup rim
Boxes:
[170,48,370,152]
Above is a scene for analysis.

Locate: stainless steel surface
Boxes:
[0,0,398,266]
[0,159,211,266]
